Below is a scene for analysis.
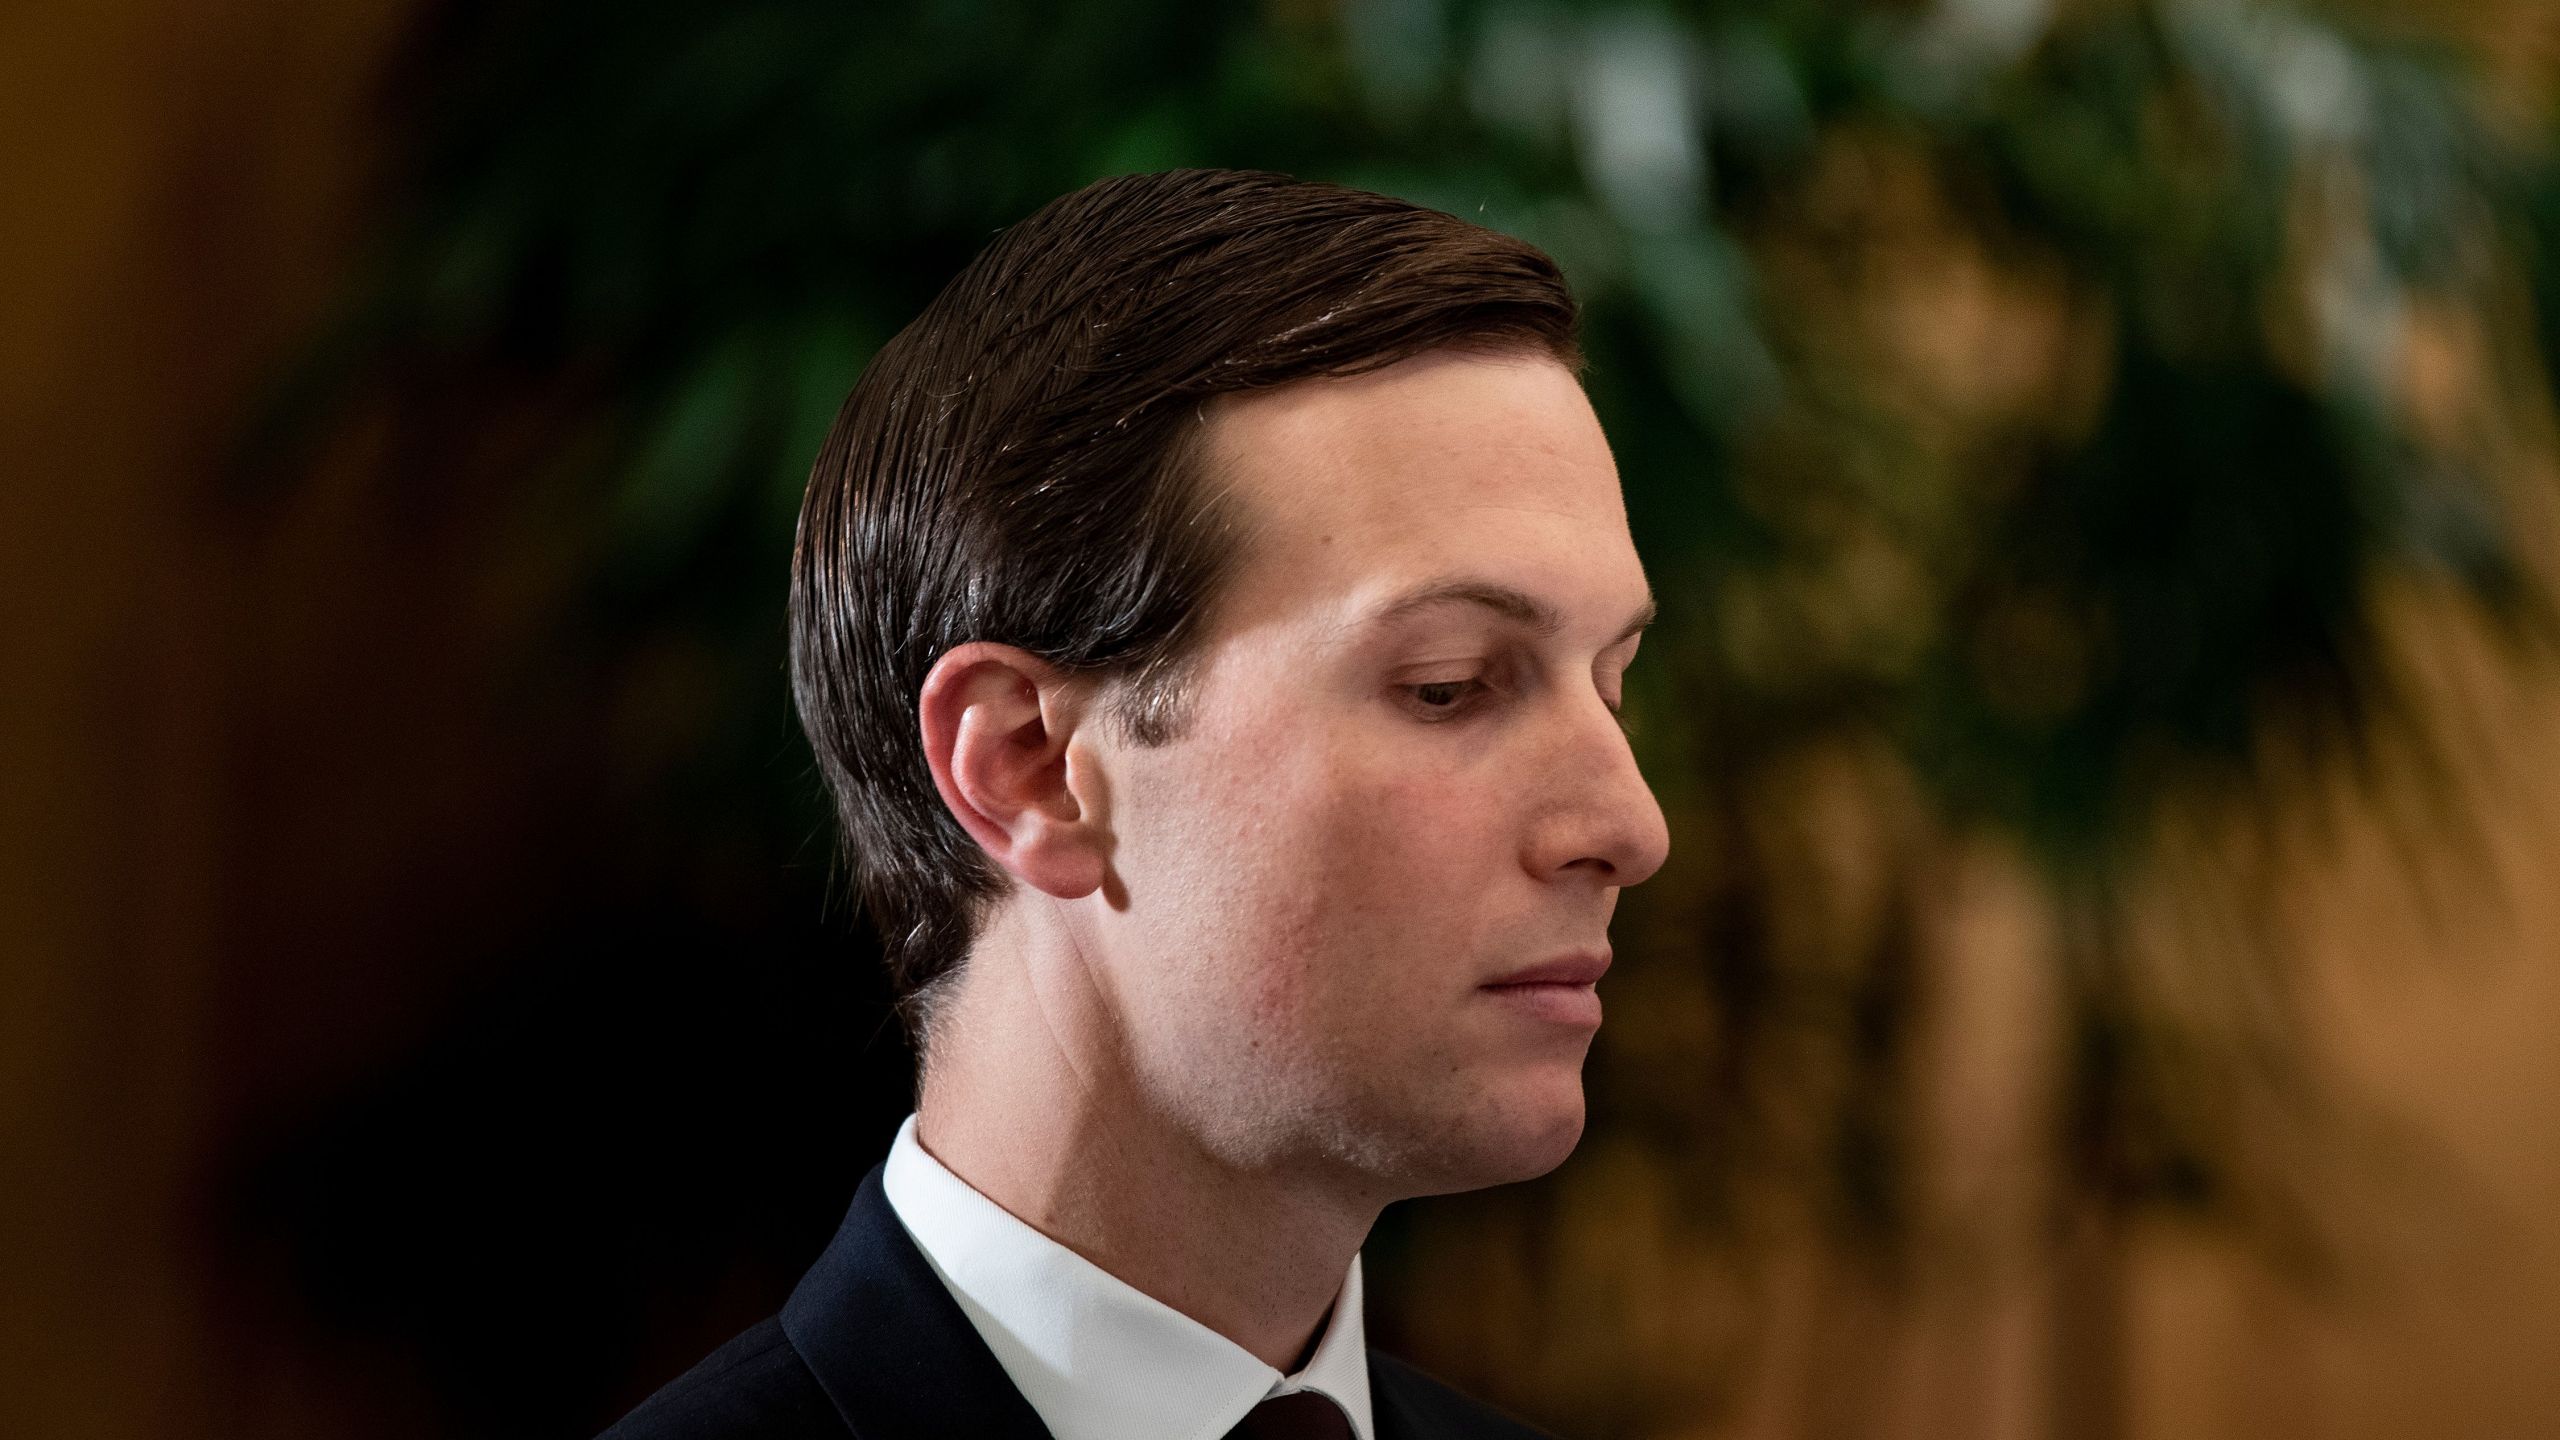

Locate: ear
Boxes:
[917,642,1109,901]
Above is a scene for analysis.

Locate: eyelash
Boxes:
[1403,679,1491,718]
[1399,678,1636,736]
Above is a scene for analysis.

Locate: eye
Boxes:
[1401,678,1490,719]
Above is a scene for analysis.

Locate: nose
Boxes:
[1524,688,1670,888]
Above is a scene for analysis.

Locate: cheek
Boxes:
[1313,759,1496,912]
[1258,747,1517,1012]
[1117,696,1521,1027]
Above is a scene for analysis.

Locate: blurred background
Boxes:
[6,0,2560,1436]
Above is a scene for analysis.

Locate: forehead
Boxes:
[1196,350,1638,638]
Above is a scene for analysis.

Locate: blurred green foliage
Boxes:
[270,0,2559,1424]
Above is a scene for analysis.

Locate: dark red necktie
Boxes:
[1222,1390,1355,1440]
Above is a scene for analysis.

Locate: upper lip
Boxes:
[1482,949,1612,987]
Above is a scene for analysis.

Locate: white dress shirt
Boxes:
[879,1112,1376,1440]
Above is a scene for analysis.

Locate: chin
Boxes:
[1496,1084,1590,1180]
[1404,1075,1589,1197]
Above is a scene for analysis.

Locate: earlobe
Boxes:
[917,643,1110,901]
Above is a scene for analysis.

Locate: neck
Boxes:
[912,913,1381,1372]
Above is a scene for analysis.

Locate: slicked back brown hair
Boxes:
[789,168,1582,1054]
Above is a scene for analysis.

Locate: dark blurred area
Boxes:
[6,1,2560,1437]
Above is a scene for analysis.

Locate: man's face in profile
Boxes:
[1077,348,1668,1197]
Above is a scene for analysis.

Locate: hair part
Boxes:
[787,168,1582,1061]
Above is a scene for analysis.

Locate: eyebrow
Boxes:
[1366,576,1658,646]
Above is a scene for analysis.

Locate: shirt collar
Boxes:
[879,1112,1376,1440]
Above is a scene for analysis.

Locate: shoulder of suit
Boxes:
[1366,1348,1563,1440]
[596,1316,846,1439]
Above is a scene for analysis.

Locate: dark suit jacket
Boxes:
[600,1163,1557,1439]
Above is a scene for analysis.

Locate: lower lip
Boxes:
[1479,982,1603,1028]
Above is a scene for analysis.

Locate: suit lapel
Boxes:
[780,1163,1056,1440]
[1367,1352,1434,1440]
